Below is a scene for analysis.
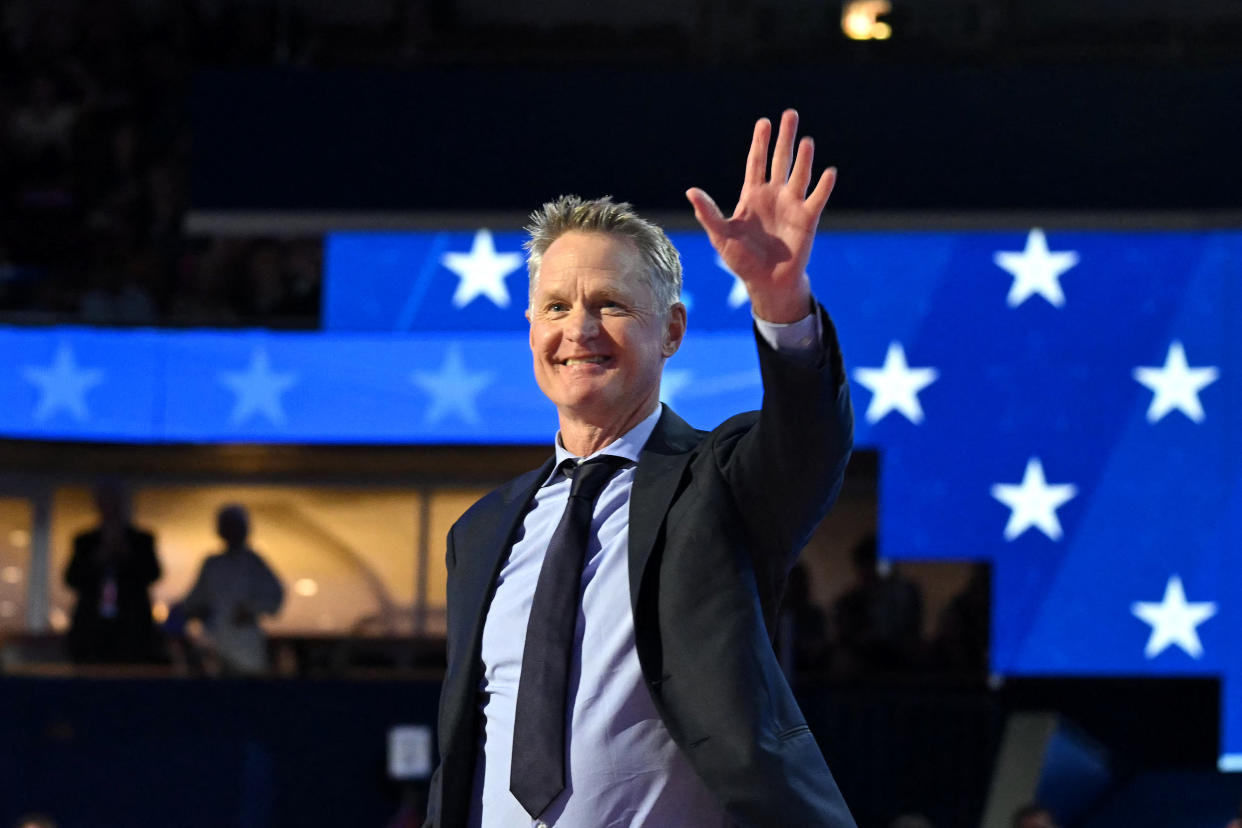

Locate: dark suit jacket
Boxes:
[428,306,856,827]
[65,525,162,663]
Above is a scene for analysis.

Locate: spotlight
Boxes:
[842,0,892,40]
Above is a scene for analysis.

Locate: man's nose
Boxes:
[565,308,601,339]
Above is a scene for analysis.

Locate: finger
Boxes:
[789,136,815,197]
[744,118,771,188]
[806,166,838,219]
[770,108,799,184]
[686,187,729,241]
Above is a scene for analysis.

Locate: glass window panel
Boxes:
[0,497,33,631]
[51,484,422,638]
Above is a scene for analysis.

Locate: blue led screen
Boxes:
[3,225,1240,766]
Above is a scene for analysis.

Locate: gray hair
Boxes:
[524,195,682,310]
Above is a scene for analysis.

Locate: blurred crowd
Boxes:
[0,0,321,328]
[780,535,991,683]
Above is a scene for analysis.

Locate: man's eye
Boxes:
[547,303,568,312]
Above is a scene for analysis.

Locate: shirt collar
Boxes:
[546,403,663,485]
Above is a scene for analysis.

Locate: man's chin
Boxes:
[556,396,613,420]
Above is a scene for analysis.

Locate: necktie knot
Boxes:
[565,455,628,501]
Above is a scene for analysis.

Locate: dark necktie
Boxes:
[510,454,628,818]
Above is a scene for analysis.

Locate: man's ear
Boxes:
[663,302,687,357]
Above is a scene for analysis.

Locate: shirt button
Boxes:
[535,822,548,828]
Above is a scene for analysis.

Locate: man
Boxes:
[427,110,856,826]
[64,480,162,664]
[833,533,924,676]
[180,504,284,675]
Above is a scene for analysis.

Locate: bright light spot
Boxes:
[1,566,22,584]
[1219,753,1242,772]
[294,578,319,598]
[0,601,15,618]
[49,607,70,631]
[151,601,169,623]
[8,529,29,548]
[842,0,892,40]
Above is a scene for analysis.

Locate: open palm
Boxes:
[687,109,836,323]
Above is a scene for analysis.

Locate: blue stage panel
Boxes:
[4,225,1240,765]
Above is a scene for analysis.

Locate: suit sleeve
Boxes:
[716,301,853,570]
[423,764,443,827]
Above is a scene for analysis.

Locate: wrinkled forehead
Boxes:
[532,231,652,295]
[540,230,643,274]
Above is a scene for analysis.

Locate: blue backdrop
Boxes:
[3,225,1239,766]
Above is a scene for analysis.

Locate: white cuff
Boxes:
[753,308,822,361]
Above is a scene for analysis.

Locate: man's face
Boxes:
[527,231,685,427]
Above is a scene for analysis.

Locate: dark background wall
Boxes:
[191,66,1242,214]
[0,674,1221,828]
[0,676,440,828]
[0,674,1002,828]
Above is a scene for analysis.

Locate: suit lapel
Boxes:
[628,406,701,615]
[455,457,556,663]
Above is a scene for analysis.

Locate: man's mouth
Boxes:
[562,356,608,366]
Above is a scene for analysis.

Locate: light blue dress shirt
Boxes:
[469,312,821,828]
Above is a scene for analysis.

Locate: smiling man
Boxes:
[426,110,857,828]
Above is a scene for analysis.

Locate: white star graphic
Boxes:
[21,343,105,422]
[1131,575,1217,659]
[1132,340,1219,424]
[852,342,939,424]
[218,347,299,426]
[990,458,1078,541]
[411,345,494,425]
[441,228,523,309]
[993,228,1080,308]
[715,256,749,309]
[659,369,694,410]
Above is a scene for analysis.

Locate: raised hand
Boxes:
[686,109,836,323]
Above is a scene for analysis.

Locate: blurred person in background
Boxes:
[8,73,77,165]
[13,814,57,828]
[1226,795,1242,828]
[890,814,935,828]
[1013,803,1060,828]
[64,479,163,664]
[179,504,284,675]
[930,561,990,675]
[833,533,924,677]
